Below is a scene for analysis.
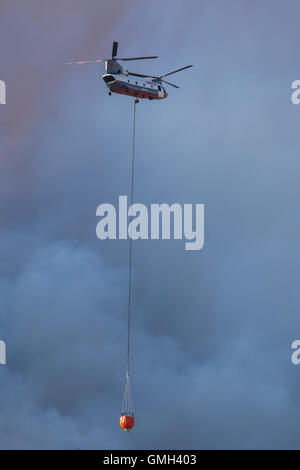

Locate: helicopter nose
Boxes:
[164,89,168,98]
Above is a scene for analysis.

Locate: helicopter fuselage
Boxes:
[66,44,192,101]
[102,72,167,100]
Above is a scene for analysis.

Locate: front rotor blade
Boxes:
[112,41,118,58]
[162,64,193,78]
[117,56,158,61]
[162,79,180,88]
[65,59,105,65]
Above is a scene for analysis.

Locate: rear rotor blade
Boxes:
[162,65,193,78]
[117,56,158,61]
[65,59,105,65]
[161,79,180,89]
[112,41,118,58]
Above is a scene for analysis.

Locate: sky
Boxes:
[0,0,300,449]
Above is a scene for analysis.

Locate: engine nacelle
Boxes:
[105,59,123,75]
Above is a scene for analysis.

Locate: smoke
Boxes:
[0,0,300,449]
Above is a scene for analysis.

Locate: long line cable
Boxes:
[127,99,137,377]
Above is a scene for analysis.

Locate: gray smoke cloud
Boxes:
[0,0,300,449]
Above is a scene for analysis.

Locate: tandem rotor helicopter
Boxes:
[66,41,193,102]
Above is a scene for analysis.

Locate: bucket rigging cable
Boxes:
[127,99,137,376]
[120,99,138,431]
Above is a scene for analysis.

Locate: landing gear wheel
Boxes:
[134,98,139,104]
[108,91,112,96]
[149,96,153,100]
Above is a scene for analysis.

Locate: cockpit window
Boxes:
[103,75,115,83]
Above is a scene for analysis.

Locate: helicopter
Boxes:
[66,41,193,101]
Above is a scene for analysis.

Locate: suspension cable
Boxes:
[127,99,137,377]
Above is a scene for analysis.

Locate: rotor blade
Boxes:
[112,41,118,58]
[161,79,180,89]
[65,59,105,65]
[117,56,158,61]
[127,72,150,78]
[162,64,193,78]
